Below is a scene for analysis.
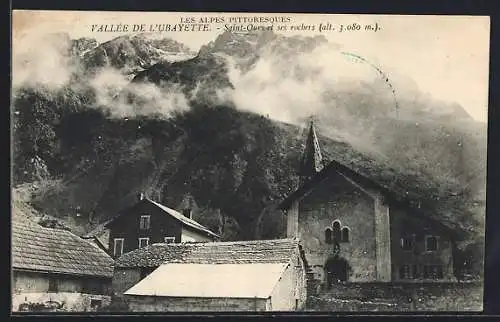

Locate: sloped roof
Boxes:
[279,158,458,236]
[147,199,219,238]
[104,198,219,239]
[115,238,299,268]
[124,263,288,298]
[12,218,114,278]
[300,120,324,176]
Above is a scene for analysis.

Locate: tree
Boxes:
[12,88,60,183]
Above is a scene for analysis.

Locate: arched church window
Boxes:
[325,228,333,244]
[332,220,341,242]
[341,227,350,243]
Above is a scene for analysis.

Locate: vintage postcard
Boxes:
[11,10,489,313]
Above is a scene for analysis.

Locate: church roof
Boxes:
[299,120,324,178]
[279,158,459,236]
[115,238,300,268]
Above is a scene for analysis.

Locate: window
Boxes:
[82,279,103,294]
[139,215,151,230]
[341,227,350,243]
[182,208,192,218]
[425,235,438,252]
[400,236,415,251]
[424,265,444,279]
[325,228,333,244]
[164,237,176,244]
[399,264,418,279]
[139,237,149,248]
[48,278,58,292]
[399,265,411,279]
[332,221,341,241]
[113,238,124,257]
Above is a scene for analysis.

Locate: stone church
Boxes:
[279,121,457,289]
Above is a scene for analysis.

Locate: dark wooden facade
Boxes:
[107,198,217,258]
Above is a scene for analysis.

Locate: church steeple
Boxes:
[299,119,324,185]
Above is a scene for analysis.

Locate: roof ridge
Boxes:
[148,238,297,247]
[146,199,219,238]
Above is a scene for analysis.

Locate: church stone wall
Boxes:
[297,173,378,284]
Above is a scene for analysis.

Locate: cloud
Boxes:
[226,43,390,125]
[12,32,191,119]
[90,67,190,118]
[12,32,77,90]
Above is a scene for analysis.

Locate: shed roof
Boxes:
[124,262,288,298]
[115,238,299,268]
[12,218,114,278]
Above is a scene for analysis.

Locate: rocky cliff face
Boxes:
[81,33,197,77]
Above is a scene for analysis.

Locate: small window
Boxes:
[139,237,149,248]
[332,221,341,241]
[182,208,192,218]
[325,228,333,244]
[139,215,151,230]
[82,279,103,294]
[113,238,124,257]
[424,265,444,279]
[400,236,415,251]
[425,235,438,252]
[164,237,175,244]
[399,264,418,280]
[399,265,411,279]
[341,227,350,243]
[48,278,58,292]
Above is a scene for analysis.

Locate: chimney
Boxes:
[182,208,192,219]
[138,192,145,201]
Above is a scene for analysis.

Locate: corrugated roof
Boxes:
[115,238,299,268]
[12,218,114,278]
[124,263,288,298]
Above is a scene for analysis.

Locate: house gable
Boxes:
[107,200,183,256]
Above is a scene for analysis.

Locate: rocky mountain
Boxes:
[70,37,99,57]
[81,33,197,77]
[11,30,486,265]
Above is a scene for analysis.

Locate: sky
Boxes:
[12,10,490,122]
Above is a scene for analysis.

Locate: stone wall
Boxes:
[307,281,483,312]
[297,173,378,283]
[124,295,268,312]
[12,270,112,312]
[268,262,299,311]
[12,292,111,312]
[112,268,142,296]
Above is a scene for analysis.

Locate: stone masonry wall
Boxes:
[307,281,483,312]
[125,296,268,312]
[297,173,378,284]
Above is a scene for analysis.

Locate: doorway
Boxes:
[324,256,349,288]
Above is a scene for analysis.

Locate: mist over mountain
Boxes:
[11,29,486,266]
